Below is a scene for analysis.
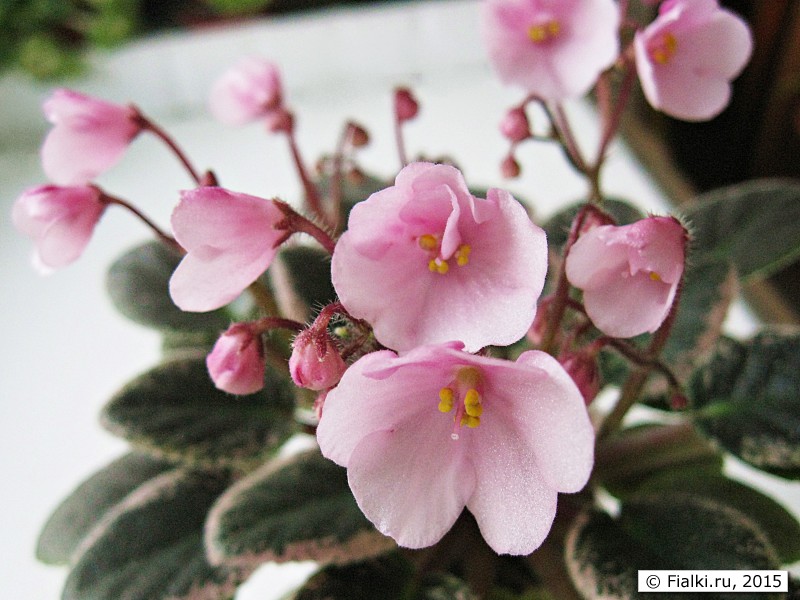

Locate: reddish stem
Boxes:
[133,108,203,186]
[100,191,182,253]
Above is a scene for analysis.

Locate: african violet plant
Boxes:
[13,0,800,598]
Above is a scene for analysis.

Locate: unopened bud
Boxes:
[500,154,521,178]
[559,350,601,405]
[669,392,688,410]
[394,87,419,121]
[206,324,265,395]
[289,328,348,391]
[347,122,370,147]
[500,106,531,142]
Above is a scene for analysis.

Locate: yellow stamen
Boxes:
[418,234,438,251]
[460,414,481,428]
[651,32,677,65]
[429,258,450,274]
[455,244,471,267]
[438,387,454,413]
[649,271,662,282]
[528,19,560,44]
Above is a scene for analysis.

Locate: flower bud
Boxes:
[208,56,284,126]
[500,106,531,142]
[394,87,419,121]
[559,350,601,405]
[206,324,265,395]
[289,329,348,391]
[500,154,521,178]
[347,122,370,147]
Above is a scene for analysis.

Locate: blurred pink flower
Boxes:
[209,56,284,126]
[565,216,687,338]
[207,324,265,395]
[331,162,547,352]
[289,328,347,391]
[634,0,752,121]
[12,184,106,273]
[316,341,594,554]
[169,187,285,312]
[41,89,141,185]
[481,0,620,100]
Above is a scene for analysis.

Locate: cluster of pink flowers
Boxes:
[13,0,747,558]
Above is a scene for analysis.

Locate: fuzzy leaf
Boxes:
[271,245,336,322]
[101,357,295,470]
[37,452,174,565]
[106,241,230,331]
[206,450,394,568]
[689,331,800,479]
[565,494,782,600]
[289,553,414,600]
[683,178,800,281]
[63,469,243,600]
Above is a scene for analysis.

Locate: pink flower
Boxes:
[206,324,265,395]
[169,187,286,312]
[316,342,594,554]
[331,162,547,353]
[12,184,106,273]
[41,89,141,185]
[481,0,620,100]
[565,216,687,338]
[634,0,752,121]
[289,329,347,391]
[209,56,284,126]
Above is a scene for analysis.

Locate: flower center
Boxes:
[418,233,471,275]
[437,366,484,440]
[528,19,561,44]
[649,32,678,65]
[649,271,662,282]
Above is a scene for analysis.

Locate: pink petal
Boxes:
[208,57,283,126]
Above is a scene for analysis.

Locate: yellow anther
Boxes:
[438,387,454,413]
[464,388,481,407]
[649,271,662,282]
[460,415,481,428]
[418,234,439,251]
[455,244,471,267]
[429,258,450,274]
[465,402,483,418]
[651,32,677,65]
[528,20,560,44]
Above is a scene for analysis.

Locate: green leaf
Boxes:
[634,473,800,564]
[689,331,800,479]
[542,198,646,249]
[63,469,243,600]
[315,171,388,226]
[417,572,480,599]
[288,553,413,600]
[683,178,800,281]
[565,495,782,600]
[36,452,174,565]
[271,245,336,322]
[101,357,296,470]
[106,241,230,331]
[206,450,394,567]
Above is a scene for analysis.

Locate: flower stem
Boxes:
[133,108,203,186]
[284,128,330,228]
[274,200,337,255]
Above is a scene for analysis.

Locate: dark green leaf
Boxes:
[315,171,387,227]
[63,469,243,600]
[37,452,174,565]
[271,245,336,322]
[683,179,800,281]
[565,495,782,600]
[689,331,800,479]
[101,357,295,469]
[542,198,646,249]
[289,553,413,600]
[206,450,394,567]
[106,241,230,331]
[417,572,480,599]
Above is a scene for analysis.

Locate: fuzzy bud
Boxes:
[290,328,348,391]
[206,324,265,395]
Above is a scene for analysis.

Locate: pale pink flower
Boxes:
[316,341,594,554]
[209,56,284,126]
[331,162,547,353]
[289,329,347,391]
[169,187,286,312]
[634,0,752,121]
[565,216,687,338]
[207,324,265,395]
[12,184,106,273]
[481,0,620,100]
[41,89,141,185]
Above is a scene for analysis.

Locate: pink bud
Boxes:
[501,154,521,178]
[559,350,601,405]
[41,89,141,185]
[12,184,106,273]
[500,107,531,142]
[347,122,370,147]
[206,324,265,395]
[394,87,419,121]
[289,329,347,391]
[266,108,294,134]
[209,56,284,126]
